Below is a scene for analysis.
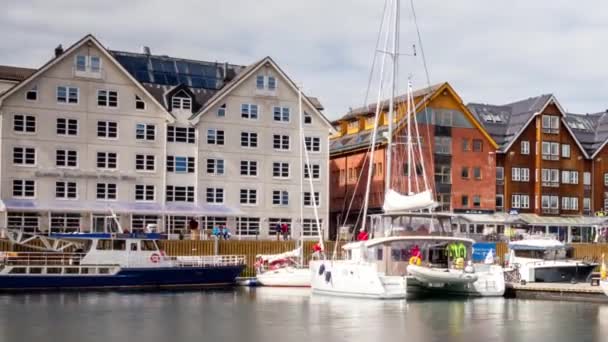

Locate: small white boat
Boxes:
[255,248,310,287]
[407,264,478,285]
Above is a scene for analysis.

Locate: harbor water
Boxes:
[0,288,607,342]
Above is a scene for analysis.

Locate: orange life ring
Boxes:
[150,253,161,263]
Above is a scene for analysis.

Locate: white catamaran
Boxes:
[309,0,504,299]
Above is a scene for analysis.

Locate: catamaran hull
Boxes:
[256,267,310,287]
[406,265,505,297]
[0,265,245,291]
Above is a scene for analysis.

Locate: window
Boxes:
[256,75,265,89]
[304,112,312,125]
[135,184,155,201]
[496,167,504,181]
[496,195,504,210]
[302,219,322,237]
[13,180,35,198]
[561,170,579,184]
[434,165,451,184]
[241,132,258,148]
[132,216,159,232]
[541,195,559,210]
[273,134,289,150]
[241,104,259,119]
[57,86,79,104]
[166,186,195,202]
[303,192,320,207]
[76,55,87,71]
[305,137,321,152]
[167,126,196,143]
[584,198,591,212]
[472,139,483,152]
[521,141,530,155]
[217,103,226,117]
[97,121,118,138]
[272,190,289,206]
[605,173,608,186]
[512,167,530,182]
[57,118,78,136]
[462,138,470,152]
[473,195,481,208]
[562,197,579,210]
[461,167,470,179]
[56,181,77,199]
[96,183,117,200]
[237,217,260,236]
[511,194,530,209]
[541,142,560,160]
[7,212,39,232]
[434,136,451,154]
[136,123,155,141]
[461,195,469,207]
[541,168,560,187]
[13,147,35,166]
[135,95,146,110]
[268,76,276,90]
[473,167,482,180]
[207,159,225,175]
[204,216,227,230]
[172,93,192,110]
[562,144,571,158]
[97,152,117,169]
[304,164,320,179]
[90,56,101,72]
[14,115,36,133]
[25,86,37,101]
[135,154,155,171]
[56,149,77,168]
[542,115,560,133]
[97,90,118,107]
[584,172,591,186]
[268,218,291,236]
[76,55,100,73]
[240,160,258,176]
[166,156,195,173]
[240,189,257,205]
[206,188,224,204]
[273,162,290,178]
[50,213,80,232]
[207,129,225,145]
[273,107,290,122]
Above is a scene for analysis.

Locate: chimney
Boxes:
[223,62,228,80]
[142,46,151,55]
[54,44,64,58]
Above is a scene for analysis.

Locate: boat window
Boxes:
[112,240,126,250]
[130,242,138,251]
[96,239,113,250]
[81,268,90,274]
[29,267,43,274]
[391,248,410,262]
[98,268,110,274]
[376,248,383,261]
[140,240,157,251]
[9,267,26,274]
[65,268,79,274]
[47,268,62,274]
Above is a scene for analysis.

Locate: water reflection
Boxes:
[0,290,605,342]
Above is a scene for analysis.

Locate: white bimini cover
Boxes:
[383,189,435,212]
[256,247,301,264]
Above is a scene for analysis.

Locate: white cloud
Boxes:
[2,0,608,118]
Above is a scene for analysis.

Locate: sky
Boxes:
[2,0,608,120]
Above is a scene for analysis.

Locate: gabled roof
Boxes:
[190,56,334,131]
[0,65,35,82]
[0,34,174,121]
[566,111,608,158]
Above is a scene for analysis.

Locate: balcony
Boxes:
[542,208,559,215]
[541,181,560,188]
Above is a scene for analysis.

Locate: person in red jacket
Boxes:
[357,230,369,241]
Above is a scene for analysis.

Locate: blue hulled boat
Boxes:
[0,236,245,291]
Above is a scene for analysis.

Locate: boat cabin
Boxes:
[507,239,574,265]
[342,236,475,276]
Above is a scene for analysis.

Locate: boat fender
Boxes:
[409,256,421,266]
[325,271,332,283]
[318,264,325,275]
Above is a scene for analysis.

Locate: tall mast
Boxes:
[298,86,304,264]
[407,79,413,194]
[386,0,400,194]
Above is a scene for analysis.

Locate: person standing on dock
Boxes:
[280,223,289,240]
[275,223,281,241]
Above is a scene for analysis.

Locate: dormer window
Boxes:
[217,104,226,117]
[304,112,312,125]
[172,92,192,111]
[25,86,37,101]
[135,95,146,110]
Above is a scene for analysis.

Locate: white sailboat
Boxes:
[255,86,323,287]
[310,0,504,299]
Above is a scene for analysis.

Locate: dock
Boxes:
[505,282,608,303]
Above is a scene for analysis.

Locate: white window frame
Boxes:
[206,159,225,176]
[166,185,195,203]
[302,219,322,237]
[135,154,155,172]
[55,181,78,200]
[97,121,118,139]
[96,152,118,169]
[240,131,259,148]
[135,95,146,111]
[171,93,192,111]
[584,172,591,186]
[207,129,225,145]
[240,160,258,177]
[562,144,571,158]
[273,107,290,122]
[303,192,320,207]
[56,118,78,136]
[136,123,156,141]
[256,75,265,89]
[96,183,117,201]
[305,136,321,152]
[13,114,36,134]
[168,126,196,144]
[135,184,155,202]
[206,188,224,204]
[272,190,289,206]
[272,162,290,179]
[239,189,258,206]
[25,86,37,102]
[496,166,504,181]
[304,163,321,180]
[217,103,226,117]
[520,141,530,155]
[272,134,290,151]
[241,104,259,120]
[56,86,79,104]
[97,89,119,108]
[56,149,78,168]
[13,147,36,166]
[268,76,277,91]
[12,179,36,198]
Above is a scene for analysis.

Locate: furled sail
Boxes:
[382,189,435,212]
[256,247,301,264]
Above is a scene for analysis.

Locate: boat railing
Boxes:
[170,255,246,267]
[0,252,86,266]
